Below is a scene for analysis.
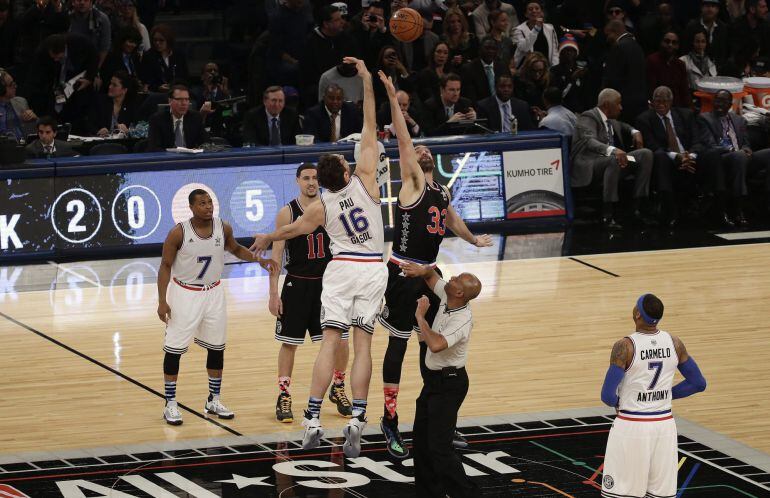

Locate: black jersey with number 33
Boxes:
[391,181,450,263]
[284,199,330,278]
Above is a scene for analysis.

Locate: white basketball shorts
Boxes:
[163,279,227,354]
[320,260,387,334]
[602,417,678,498]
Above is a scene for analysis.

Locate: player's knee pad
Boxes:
[383,336,409,384]
[163,352,181,376]
[206,349,224,370]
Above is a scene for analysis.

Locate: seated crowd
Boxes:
[1,0,769,227]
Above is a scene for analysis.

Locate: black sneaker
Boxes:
[380,417,409,458]
[452,429,468,449]
[275,392,293,423]
[328,383,353,417]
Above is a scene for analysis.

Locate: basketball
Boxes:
[389,8,424,43]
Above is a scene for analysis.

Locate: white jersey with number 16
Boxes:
[320,175,384,259]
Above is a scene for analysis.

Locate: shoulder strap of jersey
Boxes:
[625,335,636,371]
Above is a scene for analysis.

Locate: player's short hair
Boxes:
[440,72,462,89]
[317,154,347,191]
[188,188,209,205]
[296,162,317,177]
[641,294,664,321]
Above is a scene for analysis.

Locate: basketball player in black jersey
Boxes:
[268,163,352,423]
[376,72,493,458]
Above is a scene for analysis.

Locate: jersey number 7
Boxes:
[197,256,212,279]
[647,361,663,390]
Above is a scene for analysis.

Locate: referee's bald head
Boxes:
[454,273,482,302]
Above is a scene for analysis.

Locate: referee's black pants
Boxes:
[413,366,479,498]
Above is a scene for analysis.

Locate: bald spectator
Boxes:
[302,84,362,142]
[376,90,422,137]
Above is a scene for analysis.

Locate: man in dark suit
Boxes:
[636,85,701,226]
[242,86,301,146]
[376,90,423,138]
[25,116,77,158]
[422,73,476,137]
[602,20,647,124]
[302,83,362,142]
[571,88,654,230]
[147,84,209,151]
[693,89,770,226]
[460,36,508,104]
[476,73,535,132]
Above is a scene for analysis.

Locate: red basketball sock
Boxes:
[333,369,346,386]
[278,376,291,394]
[384,386,399,419]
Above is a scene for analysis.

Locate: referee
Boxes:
[402,261,482,498]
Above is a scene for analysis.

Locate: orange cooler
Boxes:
[743,77,770,109]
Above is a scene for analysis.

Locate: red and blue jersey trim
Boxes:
[388,252,437,268]
[332,251,383,262]
[617,408,673,422]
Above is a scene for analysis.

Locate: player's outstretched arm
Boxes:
[445,204,492,247]
[415,295,449,352]
[345,57,378,186]
[157,224,182,323]
[377,70,423,193]
[600,338,632,408]
[671,335,707,399]
[268,206,290,318]
[400,262,441,291]
[223,222,277,274]
[251,200,324,254]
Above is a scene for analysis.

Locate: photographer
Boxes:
[350,2,390,70]
[191,62,231,113]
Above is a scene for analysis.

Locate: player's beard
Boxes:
[418,156,435,173]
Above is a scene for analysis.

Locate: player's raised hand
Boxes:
[269,294,283,318]
[473,234,493,247]
[400,261,428,277]
[250,234,271,255]
[377,70,397,97]
[157,302,171,323]
[344,57,369,78]
[415,295,430,318]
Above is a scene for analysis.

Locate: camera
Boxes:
[367,14,378,22]
[211,73,223,86]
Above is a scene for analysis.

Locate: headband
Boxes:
[637,294,660,325]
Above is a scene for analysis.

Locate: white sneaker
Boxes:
[343,414,367,457]
[204,396,235,419]
[163,403,183,425]
[301,410,324,449]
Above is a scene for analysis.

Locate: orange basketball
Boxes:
[389,7,424,43]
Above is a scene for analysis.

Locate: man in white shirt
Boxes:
[539,85,577,137]
[402,261,482,498]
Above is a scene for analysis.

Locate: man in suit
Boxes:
[147,84,209,151]
[460,36,508,104]
[25,115,77,158]
[376,90,422,138]
[423,73,476,137]
[602,20,647,124]
[0,69,38,141]
[693,89,770,226]
[302,83,362,142]
[571,88,654,230]
[476,73,534,132]
[636,86,701,226]
[242,86,301,146]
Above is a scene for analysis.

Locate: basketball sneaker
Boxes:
[204,395,234,419]
[328,384,353,417]
[276,392,293,423]
[380,416,408,458]
[452,429,468,449]
[343,413,367,458]
[301,410,324,449]
[163,403,183,426]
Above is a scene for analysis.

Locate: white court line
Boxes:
[716,230,770,241]
[47,261,100,287]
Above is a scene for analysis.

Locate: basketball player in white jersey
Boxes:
[157,188,275,425]
[252,56,386,458]
[600,294,707,498]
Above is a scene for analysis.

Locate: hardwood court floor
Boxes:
[0,242,768,457]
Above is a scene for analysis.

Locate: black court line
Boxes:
[0,310,242,437]
[568,257,620,277]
